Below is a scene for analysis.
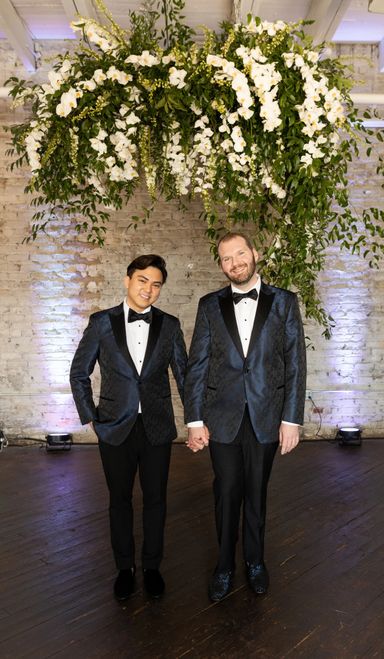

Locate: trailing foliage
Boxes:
[6,0,384,335]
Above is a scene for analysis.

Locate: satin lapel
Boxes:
[248,284,275,353]
[109,306,138,375]
[219,287,244,358]
[142,308,163,372]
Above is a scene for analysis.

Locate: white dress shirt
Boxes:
[123,300,151,412]
[232,279,261,357]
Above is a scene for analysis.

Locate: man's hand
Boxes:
[89,421,95,432]
[279,423,300,455]
[186,425,210,453]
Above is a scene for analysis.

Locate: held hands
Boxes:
[186,425,210,453]
[279,423,300,455]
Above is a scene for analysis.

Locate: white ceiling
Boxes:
[1,0,384,72]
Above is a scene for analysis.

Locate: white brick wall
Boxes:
[0,41,383,442]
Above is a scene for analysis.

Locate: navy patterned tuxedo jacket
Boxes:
[70,303,187,446]
[184,282,307,444]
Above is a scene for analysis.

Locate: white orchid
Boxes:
[56,88,79,117]
[93,69,107,85]
[106,66,132,85]
[47,70,64,91]
[169,67,187,89]
[126,50,160,67]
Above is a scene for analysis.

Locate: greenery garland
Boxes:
[5,0,384,335]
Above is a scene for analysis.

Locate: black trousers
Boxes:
[98,415,172,570]
[209,407,278,571]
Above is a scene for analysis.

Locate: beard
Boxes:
[225,256,257,286]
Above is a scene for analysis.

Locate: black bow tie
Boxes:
[232,289,258,304]
[128,308,152,324]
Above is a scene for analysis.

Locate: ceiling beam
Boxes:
[61,0,98,24]
[305,0,352,44]
[0,0,36,71]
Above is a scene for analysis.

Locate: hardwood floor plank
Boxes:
[0,442,383,658]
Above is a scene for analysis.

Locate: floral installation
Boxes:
[6,0,384,335]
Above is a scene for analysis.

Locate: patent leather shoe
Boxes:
[143,569,165,598]
[209,570,233,602]
[246,562,269,595]
[114,566,136,600]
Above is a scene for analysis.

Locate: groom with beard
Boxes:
[184,232,306,601]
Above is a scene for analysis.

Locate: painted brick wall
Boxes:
[0,40,383,443]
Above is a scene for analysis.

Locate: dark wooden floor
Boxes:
[0,440,383,659]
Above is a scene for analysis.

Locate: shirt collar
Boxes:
[231,276,261,295]
[123,299,151,322]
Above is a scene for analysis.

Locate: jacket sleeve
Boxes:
[183,300,211,423]
[69,315,100,424]
[282,294,307,425]
[169,320,188,403]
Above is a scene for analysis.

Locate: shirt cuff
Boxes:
[187,421,204,427]
[281,420,299,427]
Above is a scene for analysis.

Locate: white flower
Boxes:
[300,153,313,166]
[106,66,132,85]
[125,112,140,125]
[60,60,72,74]
[82,79,97,91]
[93,69,107,85]
[90,137,107,154]
[206,54,223,67]
[125,54,139,64]
[227,112,239,125]
[306,51,319,64]
[238,107,254,120]
[190,102,202,115]
[88,174,105,196]
[47,70,64,91]
[169,67,187,89]
[127,50,160,67]
[56,88,78,117]
[162,54,175,65]
[283,53,295,68]
[231,126,246,152]
[221,138,232,151]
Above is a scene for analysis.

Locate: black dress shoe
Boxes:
[143,569,165,598]
[209,570,233,602]
[114,567,136,600]
[246,562,269,595]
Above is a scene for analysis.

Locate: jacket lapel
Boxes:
[142,307,163,372]
[109,304,139,375]
[219,282,275,358]
[248,283,275,353]
[219,287,244,358]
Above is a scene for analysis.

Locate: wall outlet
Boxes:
[305,390,313,400]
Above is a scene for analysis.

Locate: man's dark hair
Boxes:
[127,254,168,283]
[217,231,254,254]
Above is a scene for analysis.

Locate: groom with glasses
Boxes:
[70,254,187,601]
